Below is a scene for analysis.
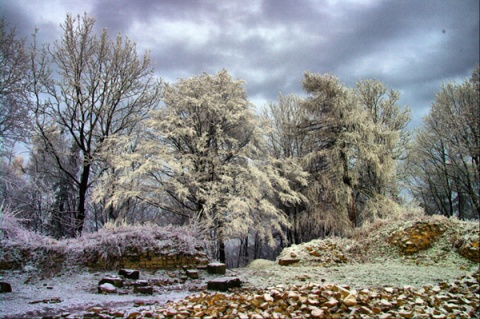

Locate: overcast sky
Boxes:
[2,0,479,128]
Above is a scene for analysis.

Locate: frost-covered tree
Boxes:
[409,66,479,220]
[353,79,411,221]
[263,94,316,244]
[301,73,410,231]
[101,70,306,262]
[301,73,358,233]
[30,14,162,235]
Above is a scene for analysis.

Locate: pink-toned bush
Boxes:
[1,206,207,272]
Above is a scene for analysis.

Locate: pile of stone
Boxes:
[277,238,353,267]
[153,270,479,319]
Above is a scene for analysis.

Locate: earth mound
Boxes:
[277,215,479,269]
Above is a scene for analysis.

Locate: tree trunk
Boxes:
[242,236,249,266]
[217,219,226,263]
[75,162,91,236]
[348,193,356,227]
[218,239,226,264]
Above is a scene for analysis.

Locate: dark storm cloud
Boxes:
[2,0,478,124]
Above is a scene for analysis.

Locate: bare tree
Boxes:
[409,65,479,219]
[30,14,162,235]
[0,18,31,157]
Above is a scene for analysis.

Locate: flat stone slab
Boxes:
[207,277,241,292]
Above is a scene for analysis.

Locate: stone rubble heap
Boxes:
[151,271,478,319]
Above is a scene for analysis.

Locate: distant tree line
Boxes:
[1,14,478,265]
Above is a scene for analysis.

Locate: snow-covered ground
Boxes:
[0,269,194,319]
[1,261,475,319]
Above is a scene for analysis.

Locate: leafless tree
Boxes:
[0,18,31,157]
[409,65,479,220]
[30,14,162,236]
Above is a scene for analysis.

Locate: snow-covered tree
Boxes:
[100,70,307,262]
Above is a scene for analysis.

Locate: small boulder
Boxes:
[0,282,12,293]
[119,269,140,280]
[98,283,117,294]
[207,262,226,275]
[207,277,241,291]
[99,276,123,288]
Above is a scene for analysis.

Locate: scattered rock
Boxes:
[134,279,149,287]
[207,262,226,275]
[207,276,241,291]
[156,271,479,318]
[0,282,12,293]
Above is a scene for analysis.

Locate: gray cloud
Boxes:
[2,0,478,125]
